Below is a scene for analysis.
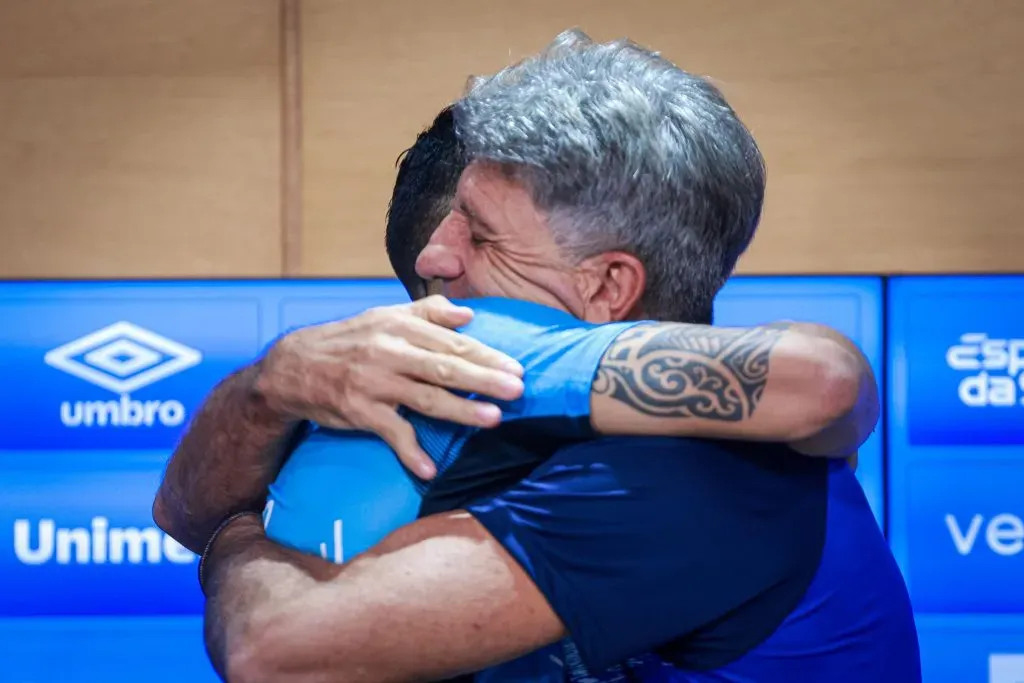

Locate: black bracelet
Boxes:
[198,510,263,596]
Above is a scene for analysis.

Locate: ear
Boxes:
[575,251,646,323]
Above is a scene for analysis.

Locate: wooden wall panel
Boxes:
[300,0,1024,277]
[0,0,282,278]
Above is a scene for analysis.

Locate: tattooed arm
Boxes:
[590,322,877,458]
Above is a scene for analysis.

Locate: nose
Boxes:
[415,214,465,282]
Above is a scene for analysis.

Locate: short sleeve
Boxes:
[453,297,643,421]
[464,436,827,671]
[406,299,644,485]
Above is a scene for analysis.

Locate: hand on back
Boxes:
[255,296,524,478]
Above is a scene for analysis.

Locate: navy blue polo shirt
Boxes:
[461,441,920,682]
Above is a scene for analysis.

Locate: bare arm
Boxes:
[782,323,879,458]
[203,512,559,683]
[152,364,304,554]
[203,423,810,682]
[590,322,878,458]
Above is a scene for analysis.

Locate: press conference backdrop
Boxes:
[888,276,1024,683]
[0,275,1018,682]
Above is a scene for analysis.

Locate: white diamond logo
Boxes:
[44,322,202,394]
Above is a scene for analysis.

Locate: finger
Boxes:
[344,363,505,427]
[361,403,437,480]
[411,295,475,328]
[339,334,520,401]
[395,315,524,377]
[376,338,523,401]
[386,378,503,428]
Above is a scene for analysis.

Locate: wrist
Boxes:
[250,352,303,425]
[199,511,265,595]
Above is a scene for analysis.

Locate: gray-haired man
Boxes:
[158,31,918,683]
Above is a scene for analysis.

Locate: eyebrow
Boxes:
[456,198,497,235]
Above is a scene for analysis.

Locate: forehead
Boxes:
[455,162,547,234]
[457,162,516,200]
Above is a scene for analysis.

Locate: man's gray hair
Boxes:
[453,29,766,323]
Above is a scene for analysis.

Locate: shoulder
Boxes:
[454,296,584,322]
[452,297,593,351]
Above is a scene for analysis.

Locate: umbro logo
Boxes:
[44,322,201,394]
[44,322,200,428]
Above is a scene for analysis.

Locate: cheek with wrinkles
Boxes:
[464,250,575,311]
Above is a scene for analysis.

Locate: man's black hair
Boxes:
[385,106,466,299]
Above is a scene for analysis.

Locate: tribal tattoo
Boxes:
[593,323,792,421]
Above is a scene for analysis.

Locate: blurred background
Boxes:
[0,1,1021,681]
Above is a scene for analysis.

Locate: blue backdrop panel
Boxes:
[0,451,202,617]
[0,616,218,682]
[888,276,1024,614]
[0,280,411,452]
[889,275,1024,683]
[0,277,888,679]
[0,291,262,450]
